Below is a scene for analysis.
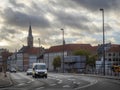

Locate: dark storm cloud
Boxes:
[54,10,90,31]
[1,7,50,29]
[72,0,118,11]
[0,27,20,41]
[9,0,25,8]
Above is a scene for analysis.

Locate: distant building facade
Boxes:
[0,48,12,72]
[44,44,96,71]
[64,56,86,73]
[9,24,45,71]
[96,44,120,73]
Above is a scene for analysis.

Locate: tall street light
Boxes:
[100,8,105,76]
[38,38,40,63]
[61,28,64,73]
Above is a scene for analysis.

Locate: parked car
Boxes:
[26,68,33,75]
[10,68,16,73]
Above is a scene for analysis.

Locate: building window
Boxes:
[108,58,111,61]
[108,53,111,56]
[113,53,115,56]
[113,58,115,61]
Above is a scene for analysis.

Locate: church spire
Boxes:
[27,23,33,48]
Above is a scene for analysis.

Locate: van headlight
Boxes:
[35,72,38,74]
[45,71,47,74]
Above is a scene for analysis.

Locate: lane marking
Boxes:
[75,80,98,90]
[17,83,25,86]
[27,81,32,84]
[50,83,57,86]
[73,81,76,84]
[58,80,62,84]
[63,85,70,88]
[36,87,44,90]
[68,79,75,81]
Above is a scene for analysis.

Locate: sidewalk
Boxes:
[0,72,13,88]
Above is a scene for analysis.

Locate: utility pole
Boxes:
[100,8,105,76]
[61,28,64,73]
[38,38,40,63]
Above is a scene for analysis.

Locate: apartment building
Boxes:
[44,44,96,71]
[96,44,120,72]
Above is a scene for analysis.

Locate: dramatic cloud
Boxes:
[1,7,50,29]
[0,0,120,51]
[72,0,119,11]
[9,0,25,8]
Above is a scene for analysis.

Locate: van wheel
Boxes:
[45,75,47,78]
[35,75,37,78]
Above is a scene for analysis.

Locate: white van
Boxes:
[32,63,47,78]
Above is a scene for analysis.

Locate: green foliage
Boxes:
[73,49,98,66]
[88,54,98,66]
[73,49,90,61]
[73,49,90,56]
[52,56,61,70]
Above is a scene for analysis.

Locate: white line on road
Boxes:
[17,83,25,86]
[36,87,44,90]
[68,78,75,81]
[49,83,57,86]
[75,80,98,90]
[58,80,62,84]
[27,81,32,84]
[63,85,70,88]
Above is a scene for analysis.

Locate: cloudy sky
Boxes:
[0,0,120,52]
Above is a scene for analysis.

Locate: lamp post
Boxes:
[61,28,64,73]
[38,38,40,63]
[100,8,105,76]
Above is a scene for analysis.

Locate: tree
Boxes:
[88,54,98,66]
[73,49,90,64]
[1,51,12,77]
[73,49,98,66]
[52,56,61,71]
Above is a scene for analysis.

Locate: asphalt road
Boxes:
[1,72,120,90]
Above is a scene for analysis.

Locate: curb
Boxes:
[53,72,120,80]
[71,73,120,81]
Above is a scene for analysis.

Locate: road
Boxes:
[1,72,120,90]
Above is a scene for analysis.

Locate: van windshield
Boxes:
[34,65,46,70]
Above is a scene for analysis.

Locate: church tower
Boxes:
[27,24,33,47]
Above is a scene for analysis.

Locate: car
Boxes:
[10,68,16,73]
[32,63,47,78]
[26,68,33,75]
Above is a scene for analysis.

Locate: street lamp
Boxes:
[61,28,64,73]
[38,38,40,63]
[100,8,105,75]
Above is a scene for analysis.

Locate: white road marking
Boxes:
[17,83,25,86]
[63,85,70,88]
[73,81,76,84]
[68,78,75,81]
[75,80,98,90]
[58,80,62,84]
[36,87,44,90]
[50,83,57,86]
[27,81,32,84]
